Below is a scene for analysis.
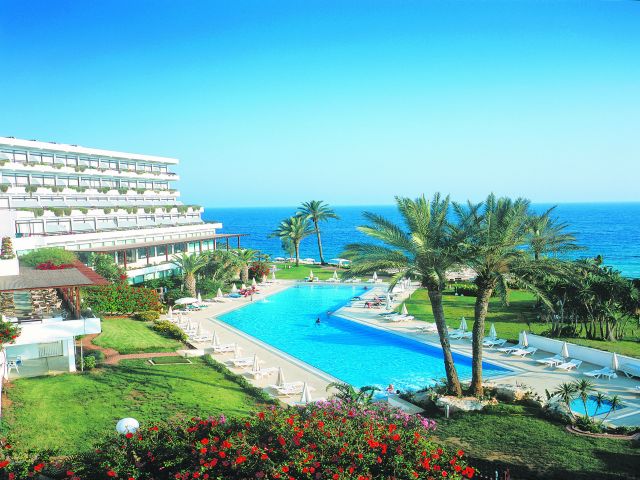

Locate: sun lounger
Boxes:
[449,331,472,340]
[510,347,538,357]
[416,323,438,333]
[536,355,564,367]
[249,367,279,379]
[230,357,259,368]
[556,359,582,370]
[270,381,306,396]
[497,343,524,353]
[620,363,640,378]
[483,338,507,348]
[190,334,213,343]
[584,367,617,380]
[212,344,236,353]
[387,314,414,322]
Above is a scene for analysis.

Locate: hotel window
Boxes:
[52,154,64,165]
[30,153,43,163]
[13,152,27,162]
[43,176,55,185]
[78,157,90,167]
[65,155,78,167]
[137,247,147,259]
[67,177,80,187]
[30,175,44,185]
[89,158,99,169]
[16,175,29,185]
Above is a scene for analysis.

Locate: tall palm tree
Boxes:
[298,200,339,265]
[170,252,209,297]
[602,395,623,421]
[233,249,259,283]
[342,194,467,395]
[527,206,582,261]
[271,216,314,266]
[455,195,568,396]
[575,379,594,420]
[552,382,577,420]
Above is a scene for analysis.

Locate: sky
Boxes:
[1,0,639,207]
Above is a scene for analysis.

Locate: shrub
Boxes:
[24,185,38,194]
[133,310,160,322]
[83,284,161,314]
[248,261,270,280]
[0,320,20,347]
[90,253,125,283]
[20,247,77,267]
[35,261,74,270]
[80,355,97,370]
[0,237,15,260]
[0,184,8,192]
[151,320,187,342]
[53,401,472,480]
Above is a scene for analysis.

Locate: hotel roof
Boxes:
[0,136,179,165]
[74,232,249,253]
[0,261,110,292]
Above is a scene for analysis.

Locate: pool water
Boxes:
[570,396,624,417]
[219,284,510,391]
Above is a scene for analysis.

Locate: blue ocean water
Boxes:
[219,284,509,390]
[203,203,640,278]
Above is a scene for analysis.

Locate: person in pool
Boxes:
[386,384,394,394]
[316,317,321,325]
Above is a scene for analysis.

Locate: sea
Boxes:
[203,203,640,279]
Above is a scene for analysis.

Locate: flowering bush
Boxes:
[23,401,474,479]
[82,284,161,314]
[248,261,271,281]
[35,261,74,270]
[0,320,20,346]
[0,237,15,260]
[20,247,77,267]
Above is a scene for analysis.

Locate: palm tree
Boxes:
[527,206,582,261]
[233,249,259,283]
[298,200,339,265]
[271,216,314,266]
[170,252,209,297]
[326,382,379,405]
[342,194,467,396]
[593,391,607,417]
[575,379,594,420]
[552,382,578,420]
[455,195,570,396]
[602,394,624,421]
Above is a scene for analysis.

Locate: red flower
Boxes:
[235,456,247,464]
[34,463,44,472]
[125,433,133,439]
[200,438,209,445]
[0,460,9,468]
[107,470,117,477]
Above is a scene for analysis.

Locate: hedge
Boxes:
[82,284,161,314]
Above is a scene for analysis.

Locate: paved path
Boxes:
[80,334,179,365]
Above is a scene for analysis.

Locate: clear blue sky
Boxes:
[1,1,639,207]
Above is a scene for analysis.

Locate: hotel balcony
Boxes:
[0,185,178,197]
[0,161,179,182]
[1,193,182,210]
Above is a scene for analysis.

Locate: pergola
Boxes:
[75,233,248,268]
[0,261,109,320]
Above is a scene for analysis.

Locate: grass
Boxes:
[274,263,346,281]
[149,356,192,365]
[92,317,183,354]
[434,404,639,480]
[404,289,640,358]
[4,358,260,454]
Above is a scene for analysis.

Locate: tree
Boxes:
[527,206,583,261]
[575,379,594,420]
[342,194,466,395]
[201,249,243,284]
[455,195,569,396]
[326,382,380,406]
[280,237,296,260]
[233,249,259,283]
[298,200,339,265]
[271,216,314,266]
[602,395,623,421]
[90,253,125,283]
[170,252,209,297]
[552,382,577,420]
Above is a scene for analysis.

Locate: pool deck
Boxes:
[170,282,640,426]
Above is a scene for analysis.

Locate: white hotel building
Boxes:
[0,136,245,284]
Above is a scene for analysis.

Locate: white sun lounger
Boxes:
[212,344,236,353]
[536,355,565,367]
[416,323,438,333]
[250,367,279,379]
[231,357,261,368]
[510,347,538,357]
[620,363,640,378]
[556,359,582,370]
[270,381,306,396]
[584,367,617,380]
[497,343,524,353]
[449,331,472,340]
[483,338,507,348]
[387,315,414,322]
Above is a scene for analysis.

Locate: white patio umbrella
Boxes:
[197,292,202,303]
[521,331,529,348]
[251,278,257,287]
[372,271,378,281]
[241,283,247,290]
[401,303,408,316]
[216,288,223,298]
[186,319,193,331]
[560,341,569,358]
[276,367,286,387]
[175,297,198,305]
[212,330,220,346]
[195,323,202,336]
[332,270,339,280]
[299,382,313,404]
[459,317,468,332]
[385,293,391,310]
[489,323,497,339]
[231,283,238,293]
[262,274,267,284]
[611,352,619,371]
[251,354,260,373]
[234,344,242,358]
[168,306,173,320]
[271,271,276,281]
[309,270,314,280]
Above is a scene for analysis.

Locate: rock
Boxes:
[494,383,532,402]
[435,395,495,413]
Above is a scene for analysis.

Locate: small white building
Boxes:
[0,256,106,379]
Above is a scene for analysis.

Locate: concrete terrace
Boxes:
[167,282,640,426]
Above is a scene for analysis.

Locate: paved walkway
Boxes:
[81,334,179,365]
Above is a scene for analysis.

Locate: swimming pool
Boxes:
[570,396,625,417]
[219,284,511,391]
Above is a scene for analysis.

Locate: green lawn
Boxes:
[434,404,638,480]
[92,317,183,354]
[274,263,346,280]
[4,358,260,454]
[404,289,640,358]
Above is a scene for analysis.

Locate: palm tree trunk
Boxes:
[471,285,494,396]
[185,273,197,297]
[314,221,326,265]
[427,289,462,396]
[294,242,300,266]
[240,265,249,283]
